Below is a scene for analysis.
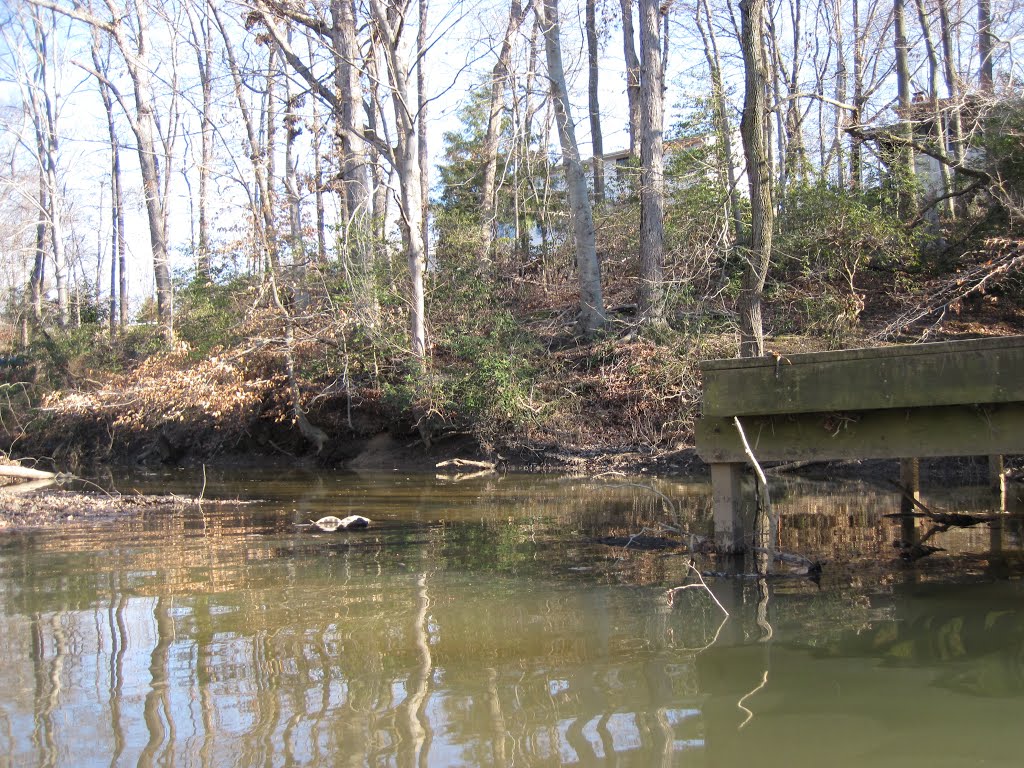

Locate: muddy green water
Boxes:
[2,469,1023,767]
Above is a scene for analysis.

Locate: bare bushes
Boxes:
[770,185,917,347]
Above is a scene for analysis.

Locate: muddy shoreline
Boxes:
[3,442,1015,532]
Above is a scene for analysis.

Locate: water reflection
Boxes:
[0,471,1022,766]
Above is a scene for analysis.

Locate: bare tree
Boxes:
[284,63,306,292]
[246,0,380,316]
[833,0,848,187]
[479,0,529,261]
[638,0,664,323]
[539,0,605,337]
[89,26,126,334]
[6,4,70,327]
[893,0,916,215]
[936,0,965,192]
[369,0,429,357]
[585,0,604,202]
[913,0,955,216]
[307,73,328,264]
[978,0,993,90]
[696,0,743,241]
[418,0,430,265]
[183,0,215,281]
[738,0,774,357]
[620,0,641,156]
[31,0,178,344]
[851,0,864,188]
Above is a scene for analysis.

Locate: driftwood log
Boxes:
[0,465,57,481]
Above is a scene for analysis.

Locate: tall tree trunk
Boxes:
[638,0,664,323]
[115,138,127,331]
[198,5,213,280]
[851,0,864,189]
[31,166,46,323]
[937,0,965,210]
[28,10,68,327]
[284,73,307,302]
[785,0,806,186]
[334,0,371,219]
[211,3,278,269]
[479,0,528,261]
[978,0,994,91]
[834,0,848,188]
[264,48,280,274]
[309,85,328,263]
[619,0,641,157]
[418,0,430,266]
[913,0,954,217]
[109,176,117,337]
[370,0,428,359]
[540,0,605,337]
[186,0,214,280]
[893,0,916,216]
[698,0,744,241]
[366,42,392,244]
[738,0,774,358]
[125,3,175,343]
[91,31,124,334]
[586,0,605,202]
[330,0,376,315]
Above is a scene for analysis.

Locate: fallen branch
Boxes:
[667,561,730,617]
[734,417,778,567]
[872,239,1024,341]
[435,458,496,471]
[733,417,769,491]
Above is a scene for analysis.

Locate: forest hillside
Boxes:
[1,0,1023,471]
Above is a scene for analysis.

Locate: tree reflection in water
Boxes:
[0,470,1023,765]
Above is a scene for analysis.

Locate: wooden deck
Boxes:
[694,335,1024,550]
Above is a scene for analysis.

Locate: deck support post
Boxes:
[900,458,921,543]
[989,454,1007,512]
[711,462,744,553]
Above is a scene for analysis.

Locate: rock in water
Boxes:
[309,515,371,532]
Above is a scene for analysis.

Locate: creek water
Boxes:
[1,468,1023,767]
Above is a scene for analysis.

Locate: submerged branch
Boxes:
[667,561,730,617]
